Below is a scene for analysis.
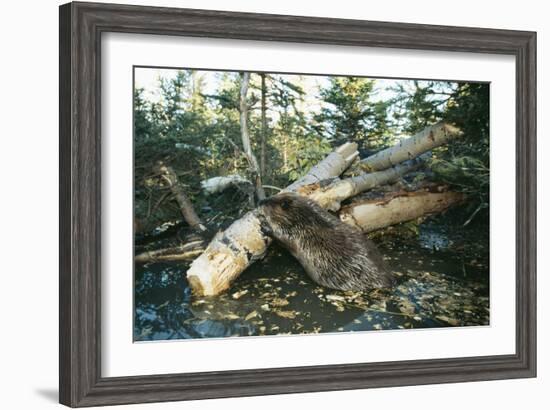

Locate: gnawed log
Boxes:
[186,211,268,295]
[299,153,430,211]
[186,142,359,296]
[360,122,462,172]
[339,185,465,233]
[154,162,206,232]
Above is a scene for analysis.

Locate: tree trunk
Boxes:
[186,142,359,296]
[240,72,266,200]
[339,185,465,232]
[154,162,206,232]
[360,122,461,171]
[299,153,430,211]
[260,73,267,177]
[284,142,358,191]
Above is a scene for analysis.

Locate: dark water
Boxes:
[134,220,489,341]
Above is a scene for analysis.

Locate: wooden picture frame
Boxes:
[59,1,536,407]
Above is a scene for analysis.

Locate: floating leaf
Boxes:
[275,310,297,319]
[232,290,249,299]
[271,298,290,307]
[326,294,346,302]
[245,311,259,321]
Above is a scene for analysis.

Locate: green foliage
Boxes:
[314,77,392,150]
[433,83,490,220]
[390,80,451,134]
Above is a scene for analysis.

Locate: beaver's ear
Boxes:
[280,198,291,210]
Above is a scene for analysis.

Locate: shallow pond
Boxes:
[134,219,489,341]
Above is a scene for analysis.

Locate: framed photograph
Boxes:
[59,2,536,407]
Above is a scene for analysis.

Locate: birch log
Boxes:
[284,142,359,191]
[186,142,358,296]
[339,186,465,233]
[300,153,430,211]
[360,122,462,172]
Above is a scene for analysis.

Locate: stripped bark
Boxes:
[340,186,465,233]
[299,153,430,211]
[186,142,359,296]
[360,122,462,172]
[154,162,206,232]
[240,72,266,200]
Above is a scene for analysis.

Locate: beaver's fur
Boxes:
[257,193,394,291]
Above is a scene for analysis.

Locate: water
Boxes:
[134,219,489,341]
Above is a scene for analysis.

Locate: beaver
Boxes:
[257,192,394,291]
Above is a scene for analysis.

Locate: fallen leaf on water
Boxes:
[275,310,297,319]
[245,311,259,321]
[398,300,416,315]
[326,294,346,302]
[232,290,249,299]
[271,298,290,307]
[436,315,459,326]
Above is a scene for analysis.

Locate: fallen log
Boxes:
[284,142,359,191]
[186,142,359,296]
[339,185,465,233]
[154,162,206,232]
[360,122,462,172]
[299,153,430,211]
[135,240,205,263]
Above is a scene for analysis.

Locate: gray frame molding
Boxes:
[59,2,536,407]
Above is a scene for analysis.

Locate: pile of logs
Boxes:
[136,122,465,297]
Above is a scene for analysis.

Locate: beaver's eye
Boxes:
[280,199,291,210]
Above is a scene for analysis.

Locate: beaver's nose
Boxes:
[258,198,267,206]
